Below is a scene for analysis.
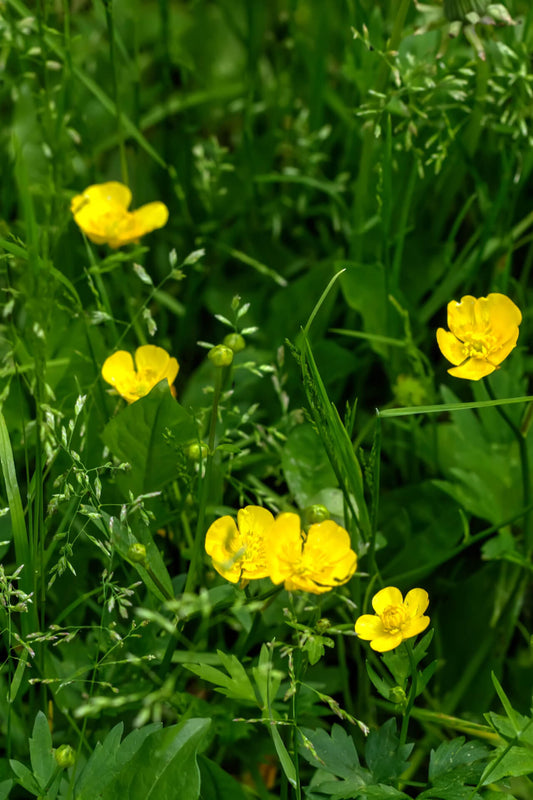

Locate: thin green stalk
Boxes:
[399,640,418,745]
[485,378,531,553]
[184,366,224,595]
[103,0,129,185]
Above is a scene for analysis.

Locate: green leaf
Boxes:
[74,723,160,799]
[339,262,390,357]
[29,711,55,790]
[102,381,197,496]
[198,756,248,799]
[185,651,258,705]
[0,779,13,800]
[101,718,210,800]
[365,662,394,702]
[299,724,362,780]
[252,644,283,709]
[9,760,40,795]
[365,720,413,783]
[428,737,489,783]
[281,423,339,509]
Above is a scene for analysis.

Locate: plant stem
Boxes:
[399,640,418,745]
[485,378,531,553]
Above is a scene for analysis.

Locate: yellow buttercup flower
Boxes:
[355,587,430,653]
[268,513,357,594]
[102,345,179,404]
[205,505,275,583]
[436,293,521,380]
[71,182,168,248]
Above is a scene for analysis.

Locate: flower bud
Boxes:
[54,744,76,769]
[389,686,407,706]
[208,345,233,367]
[316,618,331,633]
[186,442,209,461]
[128,543,147,564]
[223,333,246,353]
[303,504,329,525]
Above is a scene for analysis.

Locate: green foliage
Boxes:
[2,0,533,797]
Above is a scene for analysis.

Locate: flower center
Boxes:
[381,604,409,633]
[461,330,495,360]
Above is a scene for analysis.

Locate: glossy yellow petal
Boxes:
[484,293,522,341]
[135,345,169,376]
[85,182,132,210]
[401,615,430,640]
[131,202,169,234]
[404,588,429,618]
[305,520,352,557]
[205,515,239,559]
[370,631,403,652]
[447,358,496,380]
[237,506,275,539]
[447,295,478,336]
[372,586,403,615]
[102,350,135,388]
[488,334,519,366]
[284,574,330,594]
[355,614,386,640]
[436,329,466,366]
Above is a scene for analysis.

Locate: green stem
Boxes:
[103,0,129,185]
[399,640,418,745]
[184,367,224,595]
[485,378,531,553]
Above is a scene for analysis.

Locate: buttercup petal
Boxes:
[237,506,275,539]
[88,181,132,210]
[268,513,304,584]
[131,202,169,235]
[401,615,430,640]
[102,350,135,388]
[484,293,522,342]
[448,358,496,380]
[355,614,386,640]
[285,574,331,594]
[305,520,352,558]
[404,588,429,618]
[436,329,466,366]
[372,586,403,615]
[370,631,403,653]
[487,334,519,366]
[447,295,477,336]
[205,516,239,560]
[135,345,170,377]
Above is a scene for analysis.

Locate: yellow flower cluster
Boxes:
[205,506,357,594]
[71,182,168,248]
[102,345,179,404]
[436,293,521,380]
[355,587,430,652]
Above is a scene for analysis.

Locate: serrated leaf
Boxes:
[365,720,413,783]
[102,381,197,496]
[299,724,362,780]
[429,737,489,783]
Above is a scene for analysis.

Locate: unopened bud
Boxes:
[223,333,246,353]
[208,345,233,367]
[316,618,331,633]
[128,543,147,564]
[186,442,209,461]
[303,504,329,525]
[389,686,407,706]
[54,744,76,769]
[443,0,488,21]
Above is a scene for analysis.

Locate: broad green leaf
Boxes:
[0,780,12,800]
[102,381,197,496]
[198,756,248,800]
[74,723,160,800]
[101,718,210,800]
[365,719,413,784]
[339,262,390,357]
[252,644,283,709]
[9,760,40,795]
[270,724,297,789]
[29,711,55,790]
[281,423,340,509]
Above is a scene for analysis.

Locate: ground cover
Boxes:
[1,0,533,797]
